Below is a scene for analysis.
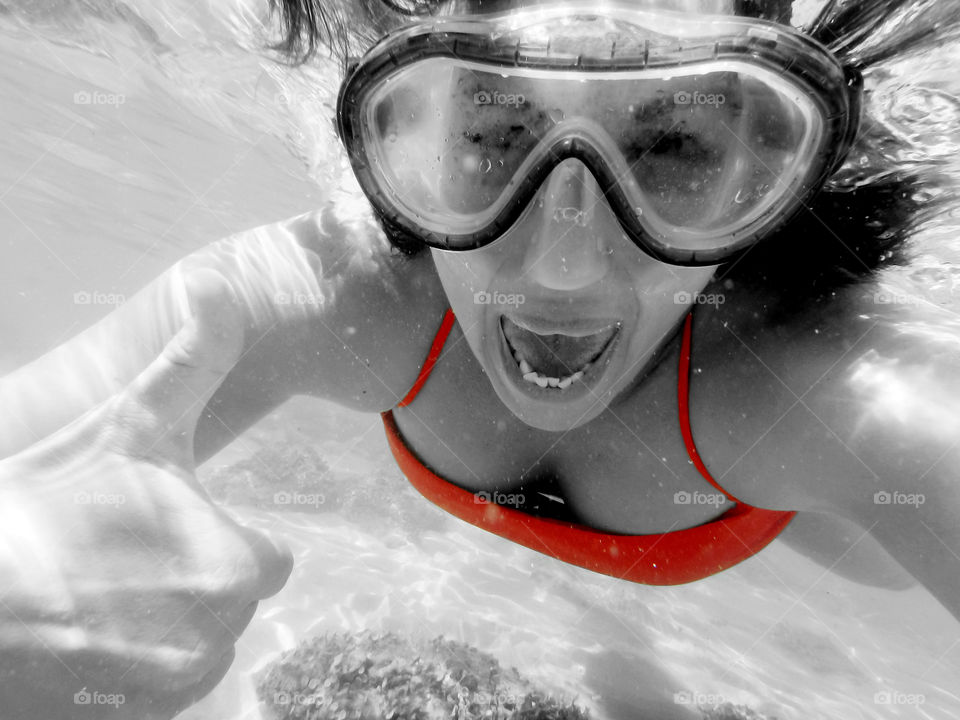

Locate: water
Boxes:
[2,1,960,718]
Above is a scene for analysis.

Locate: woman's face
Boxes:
[432,161,716,432]
[427,0,735,432]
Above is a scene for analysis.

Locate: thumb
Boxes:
[124,269,246,443]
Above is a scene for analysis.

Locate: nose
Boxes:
[520,158,615,291]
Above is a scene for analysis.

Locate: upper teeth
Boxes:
[513,351,589,389]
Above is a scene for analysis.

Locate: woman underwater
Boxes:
[0,0,959,717]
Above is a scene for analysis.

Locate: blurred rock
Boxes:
[256,630,590,720]
[702,704,779,720]
[199,441,449,536]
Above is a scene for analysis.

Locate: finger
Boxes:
[164,646,237,718]
[239,527,295,600]
[122,269,246,442]
[228,601,260,640]
[179,600,260,646]
[191,645,237,699]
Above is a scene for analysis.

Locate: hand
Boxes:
[0,270,294,719]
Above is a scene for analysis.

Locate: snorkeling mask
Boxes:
[337,2,862,266]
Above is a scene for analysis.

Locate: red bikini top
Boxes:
[381,309,796,585]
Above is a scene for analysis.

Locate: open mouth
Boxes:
[501,316,620,390]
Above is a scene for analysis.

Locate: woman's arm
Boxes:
[0,221,296,459]
[1,203,450,463]
[826,298,960,620]
[701,282,960,619]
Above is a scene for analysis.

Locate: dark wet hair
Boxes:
[720,0,959,316]
[269,0,800,64]
[269,0,958,309]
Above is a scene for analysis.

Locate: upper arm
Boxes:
[815,305,960,617]
[697,289,960,618]
[689,281,960,513]
[267,205,450,412]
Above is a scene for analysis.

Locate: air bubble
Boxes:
[548,108,565,123]
[478,158,493,174]
[734,189,749,204]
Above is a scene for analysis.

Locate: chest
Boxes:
[391,326,746,533]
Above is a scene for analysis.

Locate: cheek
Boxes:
[430,249,499,328]
[622,254,715,304]
[625,266,716,347]
[431,243,520,300]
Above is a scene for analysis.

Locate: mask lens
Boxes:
[622,70,818,250]
[365,61,544,240]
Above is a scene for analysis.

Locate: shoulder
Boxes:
[268,204,450,412]
[685,276,960,515]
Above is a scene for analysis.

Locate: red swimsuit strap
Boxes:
[383,309,796,585]
[677,313,742,504]
[398,309,457,407]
